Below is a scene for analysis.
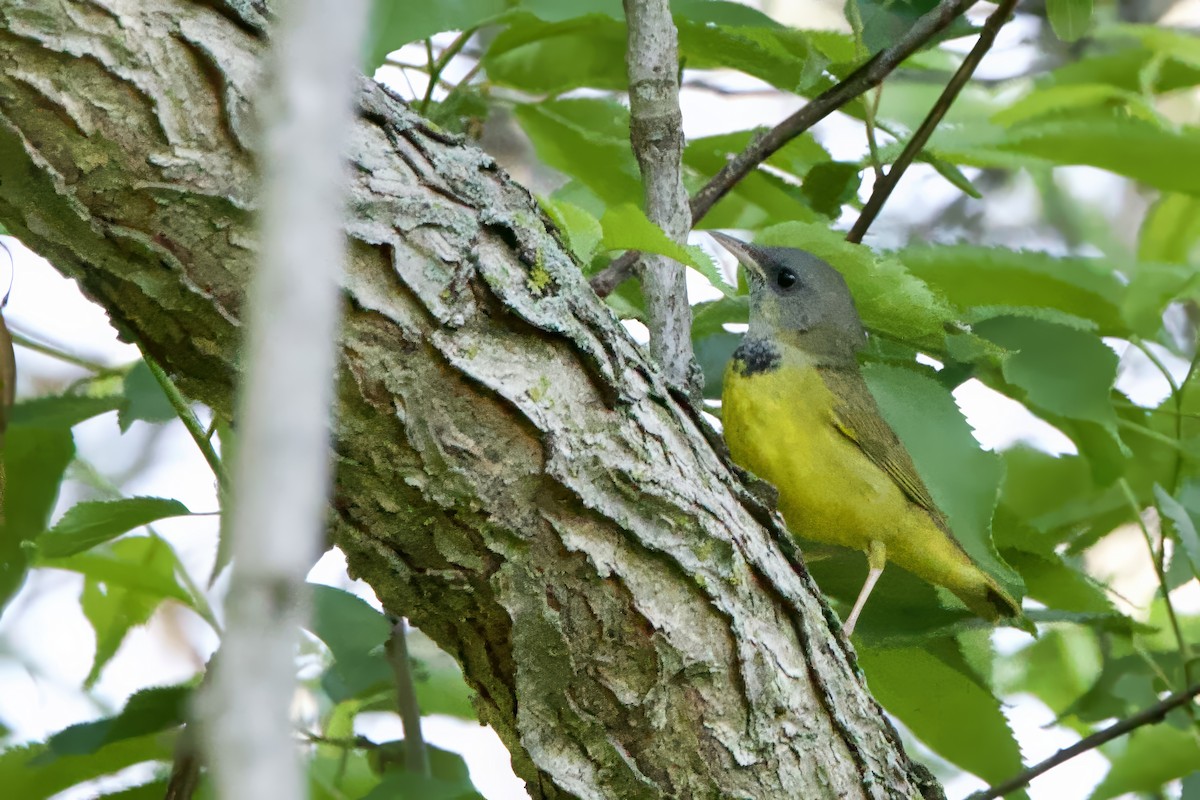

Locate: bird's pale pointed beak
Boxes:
[709,231,767,281]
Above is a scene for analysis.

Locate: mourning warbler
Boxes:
[711,232,1020,635]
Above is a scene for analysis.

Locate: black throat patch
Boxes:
[732,337,781,376]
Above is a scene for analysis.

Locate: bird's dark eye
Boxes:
[776,268,797,289]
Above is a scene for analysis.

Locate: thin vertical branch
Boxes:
[623,0,698,394]
[386,619,429,777]
[199,1,368,799]
[846,0,1019,243]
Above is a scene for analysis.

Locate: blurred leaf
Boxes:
[1,424,72,609]
[540,197,603,264]
[39,536,196,686]
[39,684,190,761]
[999,118,1200,197]
[992,84,1142,127]
[94,780,171,800]
[485,15,627,93]
[1185,771,1200,800]
[364,0,510,70]
[997,627,1102,714]
[691,295,748,341]
[311,749,381,800]
[600,204,734,295]
[8,394,121,428]
[0,735,171,800]
[799,161,861,218]
[1140,193,1200,263]
[858,638,1024,783]
[514,100,642,206]
[309,584,394,702]
[1092,724,1200,800]
[364,744,483,799]
[1047,0,1092,42]
[118,360,176,432]
[865,363,1021,593]
[899,246,1126,337]
[36,497,191,558]
[1004,549,1115,615]
[757,222,957,351]
[1154,484,1200,580]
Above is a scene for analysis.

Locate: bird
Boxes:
[710,232,1021,636]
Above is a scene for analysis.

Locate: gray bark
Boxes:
[0,2,934,798]
[623,0,697,394]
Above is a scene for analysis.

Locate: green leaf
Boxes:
[364,0,510,70]
[997,627,1102,714]
[539,197,604,264]
[40,536,197,686]
[94,779,171,800]
[693,330,740,401]
[1000,118,1200,197]
[514,100,642,206]
[1092,724,1200,800]
[1139,192,1200,264]
[37,497,191,558]
[1004,549,1116,614]
[309,585,394,702]
[756,222,957,351]
[1,425,73,609]
[599,204,734,295]
[40,684,191,761]
[0,735,172,800]
[799,161,861,218]
[485,15,628,94]
[118,360,176,432]
[865,363,1021,593]
[8,394,121,428]
[991,84,1140,127]
[974,317,1119,429]
[1047,0,1093,42]
[898,246,1127,337]
[858,638,1024,783]
[1154,484,1200,580]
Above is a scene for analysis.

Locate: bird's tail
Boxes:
[952,574,1031,631]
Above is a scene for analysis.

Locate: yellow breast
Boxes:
[722,344,928,555]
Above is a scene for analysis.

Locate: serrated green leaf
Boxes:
[992,84,1141,127]
[1047,0,1093,42]
[756,222,957,351]
[118,360,175,432]
[37,497,191,558]
[975,317,1119,428]
[899,246,1127,337]
[485,15,628,94]
[858,638,1024,783]
[1092,724,1200,800]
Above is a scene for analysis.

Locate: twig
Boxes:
[968,681,1200,800]
[386,619,429,777]
[1118,478,1194,691]
[419,29,475,114]
[9,328,122,375]
[143,355,230,491]
[622,0,696,393]
[846,0,1018,243]
[590,0,976,296]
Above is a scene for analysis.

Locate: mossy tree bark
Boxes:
[0,2,937,798]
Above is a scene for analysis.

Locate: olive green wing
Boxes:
[816,365,949,529]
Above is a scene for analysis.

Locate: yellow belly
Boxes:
[723,353,951,567]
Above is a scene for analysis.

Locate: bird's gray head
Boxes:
[710,232,866,360]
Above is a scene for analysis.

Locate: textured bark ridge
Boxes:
[0,2,934,798]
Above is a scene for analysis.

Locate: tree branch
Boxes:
[846,0,1019,244]
[623,0,697,393]
[590,0,976,297]
[386,619,429,777]
[969,681,1200,800]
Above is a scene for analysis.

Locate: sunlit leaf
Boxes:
[36,497,191,558]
